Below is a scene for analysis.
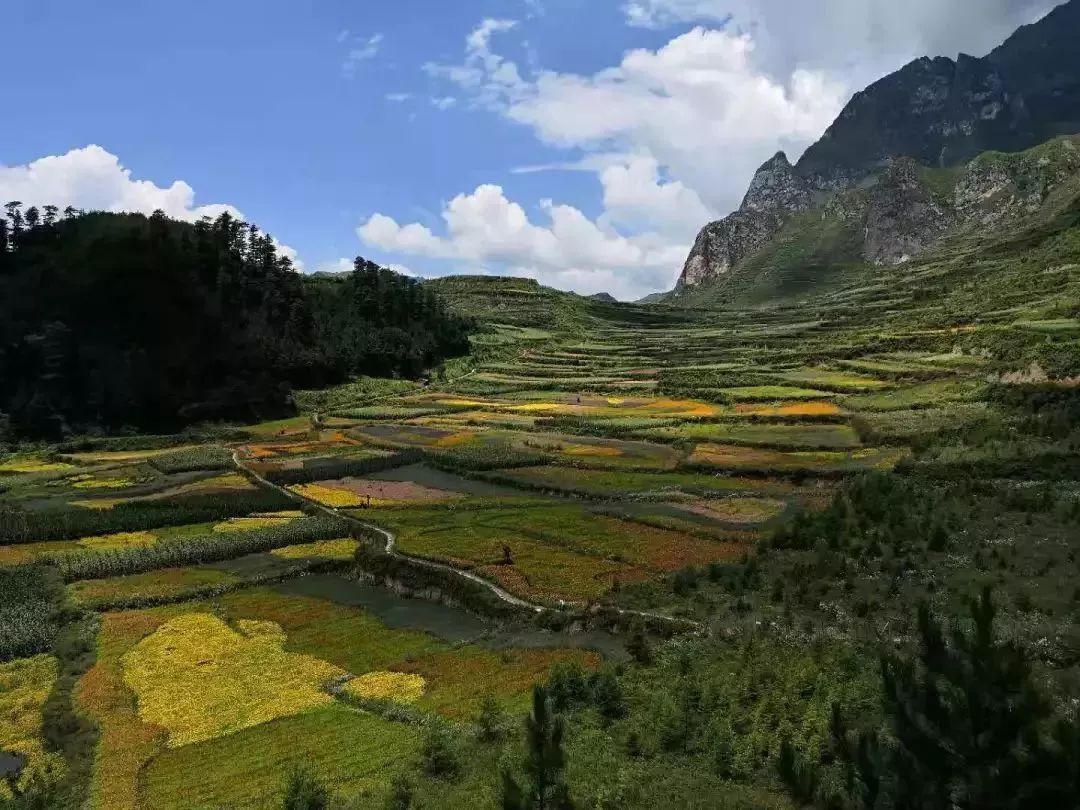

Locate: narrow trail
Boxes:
[231,449,699,630]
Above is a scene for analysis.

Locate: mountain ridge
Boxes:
[676,0,1080,296]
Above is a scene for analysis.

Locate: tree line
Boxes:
[0,204,472,438]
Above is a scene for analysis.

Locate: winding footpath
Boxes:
[232,448,700,630]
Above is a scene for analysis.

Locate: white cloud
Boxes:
[430,96,458,110]
[372,4,1058,298]
[424,19,526,109]
[341,32,384,78]
[423,22,846,216]
[358,183,686,299]
[0,145,240,222]
[504,27,846,213]
[0,144,303,269]
[368,20,846,298]
[385,92,412,103]
[388,263,420,278]
[315,258,354,275]
[621,0,1058,77]
[599,156,716,240]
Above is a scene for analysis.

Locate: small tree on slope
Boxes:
[501,685,574,810]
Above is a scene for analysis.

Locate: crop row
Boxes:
[0,490,294,544]
[45,516,350,581]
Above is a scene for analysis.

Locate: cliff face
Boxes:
[795,54,1030,191]
[675,0,1080,292]
[678,152,812,288]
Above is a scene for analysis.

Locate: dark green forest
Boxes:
[0,205,471,438]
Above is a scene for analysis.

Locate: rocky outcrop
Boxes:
[862,158,953,265]
[796,54,1030,192]
[678,152,811,288]
[676,0,1080,292]
[955,137,1080,226]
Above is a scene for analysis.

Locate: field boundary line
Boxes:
[231,449,698,630]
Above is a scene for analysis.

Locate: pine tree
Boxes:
[834,588,1080,809]
[501,686,574,810]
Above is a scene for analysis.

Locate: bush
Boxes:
[353,543,526,620]
[421,723,462,780]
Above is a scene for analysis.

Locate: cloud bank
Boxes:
[0,145,301,267]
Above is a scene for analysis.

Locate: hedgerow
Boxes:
[0,490,294,544]
[148,446,234,474]
[264,450,425,485]
[46,516,348,581]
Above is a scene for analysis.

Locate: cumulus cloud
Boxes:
[506,27,846,212]
[0,145,303,268]
[424,19,526,109]
[370,3,1058,298]
[598,156,716,240]
[0,145,239,221]
[358,183,686,298]
[622,0,1058,77]
[364,20,847,297]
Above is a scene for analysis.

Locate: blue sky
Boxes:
[0,0,1057,298]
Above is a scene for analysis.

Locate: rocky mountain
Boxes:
[677,0,1080,293]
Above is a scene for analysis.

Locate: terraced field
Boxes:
[3,252,1079,809]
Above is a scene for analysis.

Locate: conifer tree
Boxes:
[501,686,574,810]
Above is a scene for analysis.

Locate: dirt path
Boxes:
[231,448,699,629]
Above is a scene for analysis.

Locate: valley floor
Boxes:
[2,254,1080,808]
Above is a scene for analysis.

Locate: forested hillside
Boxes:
[0,207,471,438]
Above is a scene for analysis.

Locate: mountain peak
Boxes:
[675,0,1080,294]
[740,150,810,214]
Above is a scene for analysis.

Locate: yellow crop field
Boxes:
[0,655,64,799]
[71,476,135,490]
[70,498,125,510]
[289,483,367,507]
[120,613,344,748]
[0,458,76,474]
[270,538,360,560]
[78,531,158,551]
[212,511,304,533]
[343,671,426,703]
[735,401,844,417]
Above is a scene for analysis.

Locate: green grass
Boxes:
[366,502,745,603]
[1012,318,1080,333]
[720,386,838,402]
[633,423,861,450]
[778,367,890,392]
[484,466,796,498]
[844,379,985,412]
[140,704,420,810]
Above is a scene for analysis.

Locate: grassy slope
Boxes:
[676,135,1080,311]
